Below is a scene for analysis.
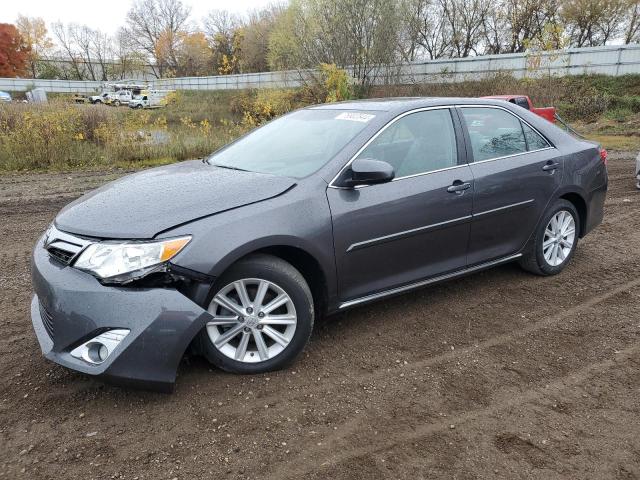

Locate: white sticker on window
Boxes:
[335,112,375,123]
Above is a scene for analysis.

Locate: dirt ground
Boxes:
[0,154,639,480]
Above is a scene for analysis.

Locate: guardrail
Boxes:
[2,44,640,93]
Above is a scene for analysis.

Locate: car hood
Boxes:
[55,160,296,239]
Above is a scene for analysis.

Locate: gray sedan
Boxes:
[31,98,608,391]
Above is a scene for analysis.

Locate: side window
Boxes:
[356,109,458,178]
[522,122,549,150]
[461,108,526,162]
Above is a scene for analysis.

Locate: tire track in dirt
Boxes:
[299,345,640,480]
[194,263,640,418]
[268,286,640,479]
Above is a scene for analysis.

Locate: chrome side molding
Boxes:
[338,253,522,309]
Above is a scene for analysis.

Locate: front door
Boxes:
[327,108,474,303]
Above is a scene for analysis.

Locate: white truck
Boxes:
[89,92,110,104]
[106,90,135,106]
[128,91,170,109]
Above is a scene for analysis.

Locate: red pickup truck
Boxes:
[482,95,556,123]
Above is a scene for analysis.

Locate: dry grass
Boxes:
[583,134,640,151]
[0,96,243,172]
[3,74,640,172]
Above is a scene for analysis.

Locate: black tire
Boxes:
[519,199,580,276]
[199,254,314,374]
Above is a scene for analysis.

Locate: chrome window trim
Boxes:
[328,103,556,190]
[469,146,555,166]
[328,106,460,190]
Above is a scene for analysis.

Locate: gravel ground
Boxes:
[0,154,639,480]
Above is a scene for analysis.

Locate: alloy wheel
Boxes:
[206,278,297,363]
[543,210,576,267]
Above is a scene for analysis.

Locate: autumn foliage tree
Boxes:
[15,16,53,78]
[0,23,31,77]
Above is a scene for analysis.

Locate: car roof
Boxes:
[481,95,527,100]
[309,97,518,114]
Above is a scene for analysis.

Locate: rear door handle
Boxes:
[447,181,472,194]
[542,162,559,171]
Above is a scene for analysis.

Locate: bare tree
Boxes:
[51,22,85,79]
[403,0,452,60]
[560,0,629,47]
[123,0,191,77]
[269,0,404,87]
[441,0,491,57]
[203,9,240,44]
[482,0,561,53]
[203,9,242,73]
[69,25,99,80]
[624,0,640,43]
[113,28,150,79]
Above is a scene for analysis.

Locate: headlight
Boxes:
[74,236,191,281]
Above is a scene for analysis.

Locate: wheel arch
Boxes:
[211,240,333,318]
[558,191,587,237]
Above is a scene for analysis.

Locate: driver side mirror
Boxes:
[345,158,395,187]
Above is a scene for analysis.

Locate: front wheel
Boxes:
[519,199,580,276]
[200,254,314,374]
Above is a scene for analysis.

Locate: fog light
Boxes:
[70,329,130,365]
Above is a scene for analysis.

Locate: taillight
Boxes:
[599,147,608,166]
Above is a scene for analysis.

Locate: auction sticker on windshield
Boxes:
[335,112,376,123]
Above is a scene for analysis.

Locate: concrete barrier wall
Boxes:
[2,44,640,94]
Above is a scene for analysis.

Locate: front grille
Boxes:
[43,226,91,266]
[39,301,55,340]
[47,246,75,264]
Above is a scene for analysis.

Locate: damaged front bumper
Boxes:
[31,236,211,392]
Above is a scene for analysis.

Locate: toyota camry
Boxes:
[31,98,608,391]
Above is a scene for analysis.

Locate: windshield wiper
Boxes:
[210,163,252,173]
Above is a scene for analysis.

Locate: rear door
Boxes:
[327,107,474,303]
[458,106,562,265]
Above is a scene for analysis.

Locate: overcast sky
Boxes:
[1,0,279,35]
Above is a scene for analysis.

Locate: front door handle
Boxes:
[447,180,472,194]
[542,162,559,172]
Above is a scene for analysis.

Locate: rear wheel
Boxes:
[200,254,314,374]
[519,199,580,276]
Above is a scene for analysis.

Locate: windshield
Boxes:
[207,109,377,178]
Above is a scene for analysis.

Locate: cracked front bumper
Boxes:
[30,236,210,392]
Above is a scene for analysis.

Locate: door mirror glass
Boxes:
[347,158,395,186]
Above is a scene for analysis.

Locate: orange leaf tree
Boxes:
[0,23,31,77]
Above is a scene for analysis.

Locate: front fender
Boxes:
[160,180,338,308]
